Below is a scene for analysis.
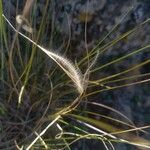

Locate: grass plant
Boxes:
[0,0,150,149]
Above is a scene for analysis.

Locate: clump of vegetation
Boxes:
[0,1,150,149]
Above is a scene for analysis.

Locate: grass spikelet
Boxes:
[2,14,84,101]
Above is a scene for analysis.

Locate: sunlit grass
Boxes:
[0,0,150,149]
